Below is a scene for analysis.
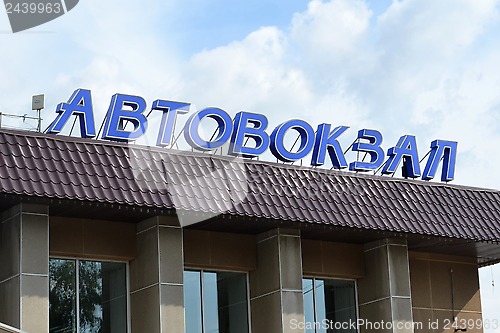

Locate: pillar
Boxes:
[129,216,184,333]
[249,228,305,333]
[0,204,49,333]
[357,239,414,333]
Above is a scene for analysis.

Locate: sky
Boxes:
[1,0,500,330]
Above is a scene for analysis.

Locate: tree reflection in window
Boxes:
[49,259,77,333]
[79,261,104,333]
[49,259,127,333]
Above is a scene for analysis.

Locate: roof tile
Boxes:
[1,129,500,241]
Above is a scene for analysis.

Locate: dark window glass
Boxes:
[302,278,358,333]
[49,259,77,333]
[324,280,357,332]
[184,270,249,333]
[79,261,127,333]
[49,259,127,333]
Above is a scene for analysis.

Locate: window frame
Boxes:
[49,256,131,333]
[302,275,360,333]
[183,268,252,333]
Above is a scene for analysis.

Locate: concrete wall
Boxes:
[129,216,184,333]
[0,204,49,333]
[50,216,136,260]
[5,213,486,333]
[409,252,483,333]
[184,229,256,271]
[357,239,414,333]
[249,228,305,333]
[302,239,365,278]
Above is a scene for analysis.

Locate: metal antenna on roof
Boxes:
[32,94,44,132]
[0,112,41,131]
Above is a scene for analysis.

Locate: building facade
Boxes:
[0,128,499,333]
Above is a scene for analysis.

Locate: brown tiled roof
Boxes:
[1,128,500,242]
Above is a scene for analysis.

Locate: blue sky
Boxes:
[1,0,500,330]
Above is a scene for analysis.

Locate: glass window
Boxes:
[302,278,358,333]
[185,271,203,333]
[49,258,128,333]
[184,270,249,333]
[49,259,77,333]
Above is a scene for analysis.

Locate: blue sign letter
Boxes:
[311,124,349,168]
[46,89,96,138]
[382,135,421,178]
[184,108,233,151]
[228,112,269,157]
[270,119,315,162]
[422,140,457,182]
[349,129,384,171]
[101,94,148,142]
[152,100,191,147]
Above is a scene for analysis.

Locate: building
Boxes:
[1,127,500,333]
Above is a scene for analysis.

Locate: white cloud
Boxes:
[291,0,372,62]
[187,26,294,110]
[371,0,500,118]
[379,0,498,53]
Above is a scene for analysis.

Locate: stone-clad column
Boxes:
[249,228,305,333]
[0,204,49,333]
[357,239,414,333]
[129,216,184,333]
